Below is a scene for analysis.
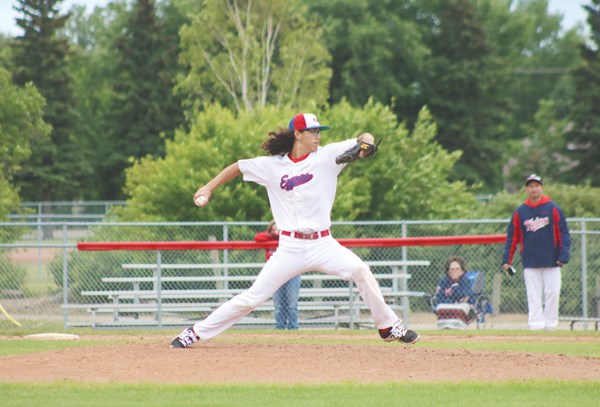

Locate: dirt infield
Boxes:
[1,333,599,384]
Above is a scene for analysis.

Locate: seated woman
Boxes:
[434,255,475,329]
[435,255,474,304]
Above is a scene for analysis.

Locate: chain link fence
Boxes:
[1,219,598,331]
[9,201,126,223]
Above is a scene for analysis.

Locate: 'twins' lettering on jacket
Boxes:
[502,195,571,268]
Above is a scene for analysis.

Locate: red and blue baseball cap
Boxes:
[288,113,330,131]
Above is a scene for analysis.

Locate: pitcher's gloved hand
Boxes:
[335,140,380,164]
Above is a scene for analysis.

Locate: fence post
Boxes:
[223,223,230,290]
[36,210,43,280]
[209,236,223,290]
[580,220,588,325]
[492,273,502,318]
[156,250,162,328]
[401,223,410,327]
[62,224,69,330]
[348,281,355,329]
[595,277,600,318]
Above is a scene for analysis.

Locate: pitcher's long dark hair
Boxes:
[261,128,295,156]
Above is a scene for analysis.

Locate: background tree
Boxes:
[503,99,573,191]
[476,0,583,189]
[309,0,583,192]
[10,0,88,201]
[177,0,331,114]
[63,2,128,200]
[565,0,600,186]
[0,35,14,70]
[62,1,187,200]
[2,0,592,209]
[0,67,51,218]
[94,0,186,199]
[481,0,578,135]
[310,0,429,124]
[409,0,510,191]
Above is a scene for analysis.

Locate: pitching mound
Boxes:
[1,333,599,383]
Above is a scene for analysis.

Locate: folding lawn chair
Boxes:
[431,271,492,330]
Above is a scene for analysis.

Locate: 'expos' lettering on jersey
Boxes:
[280,173,313,191]
[523,216,549,232]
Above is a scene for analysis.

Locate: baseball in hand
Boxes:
[359,133,374,144]
[195,195,208,206]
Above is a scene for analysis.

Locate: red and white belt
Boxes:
[281,230,330,240]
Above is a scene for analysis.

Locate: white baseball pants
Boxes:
[523,267,561,330]
[193,235,399,340]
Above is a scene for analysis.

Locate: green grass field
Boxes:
[2,381,599,407]
[1,329,599,407]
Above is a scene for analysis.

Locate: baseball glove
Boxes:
[335,140,380,164]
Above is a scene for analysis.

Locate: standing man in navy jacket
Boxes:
[502,174,571,330]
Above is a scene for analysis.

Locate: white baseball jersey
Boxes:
[238,139,356,232]
[191,138,402,339]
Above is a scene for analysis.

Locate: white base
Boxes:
[24,333,80,341]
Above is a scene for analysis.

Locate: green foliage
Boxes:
[474,183,600,219]
[177,0,331,113]
[412,0,510,191]
[327,102,479,220]
[307,0,585,192]
[64,1,137,200]
[96,0,186,199]
[564,0,600,186]
[60,1,188,200]
[0,35,14,70]
[539,184,600,218]
[10,0,88,201]
[0,68,51,179]
[0,178,20,221]
[2,0,595,202]
[119,102,478,222]
[480,0,579,135]
[0,67,51,218]
[0,253,27,293]
[477,0,583,188]
[119,105,282,221]
[503,99,572,191]
[484,0,582,190]
[311,0,428,122]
